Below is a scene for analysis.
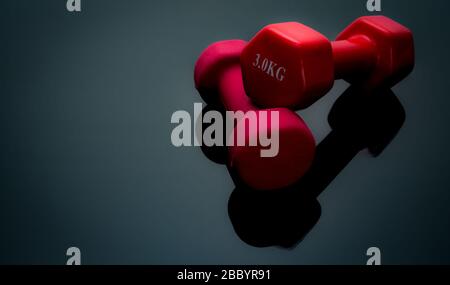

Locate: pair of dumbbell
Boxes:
[194,16,414,191]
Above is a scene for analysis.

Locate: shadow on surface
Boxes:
[198,85,406,248]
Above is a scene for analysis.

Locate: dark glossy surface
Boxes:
[1,0,450,264]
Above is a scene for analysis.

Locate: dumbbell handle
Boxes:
[219,64,255,113]
[332,35,377,79]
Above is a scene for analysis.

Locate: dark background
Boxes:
[1,0,449,264]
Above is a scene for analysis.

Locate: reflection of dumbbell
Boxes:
[195,40,315,191]
[241,16,415,108]
[228,86,406,248]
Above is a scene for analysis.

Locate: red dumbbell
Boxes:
[194,40,315,190]
[241,16,415,109]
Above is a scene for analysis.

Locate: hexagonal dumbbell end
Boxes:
[336,16,415,89]
[241,22,335,109]
[195,40,248,106]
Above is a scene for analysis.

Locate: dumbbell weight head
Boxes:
[195,40,245,106]
[228,107,315,190]
[195,40,316,190]
[241,22,334,109]
[336,16,414,88]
